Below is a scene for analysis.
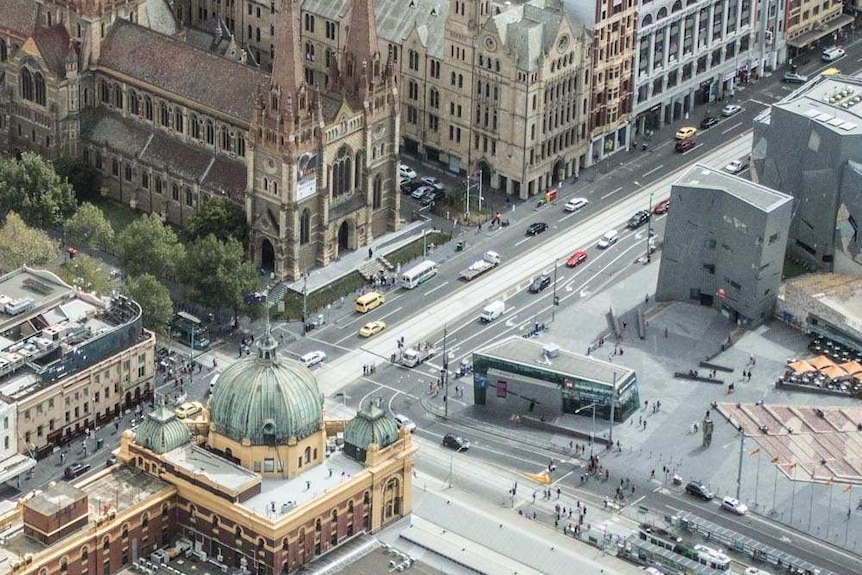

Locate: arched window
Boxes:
[205,121,214,145]
[129,90,139,115]
[175,109,184,133]
[332,147,352,197]
[102,536,110,551]
[220,128,230,150]
[0,39,7,62]
[111,158,119,177]
[347,500,354,513]
[212,516,219,529]
[100,81,109,103]
[34,72,46,106]
[300,209,310,244]
[20,68,33,101]
[304,446,311,464]
[114,85,123,109]
[191,115,200,139]
[657,7,668,19]
[141,513,149,528]
[144,97,153,121]
[80,547,89,562]
[257,538,265,550]
[641,15,653,27]
[160,103,169,127]
[372,174,382,209]
[235,526,243,540]
[237,133,246,157]
[60,557,67,572]
[314,519,321,532]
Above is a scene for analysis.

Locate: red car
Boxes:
[653,199,670,215]
[566,250,588,267]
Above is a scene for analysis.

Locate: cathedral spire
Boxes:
[271,0,304,97]
[344,0,381,91]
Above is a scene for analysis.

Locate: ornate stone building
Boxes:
[0,0,400,281]
[0,327,415,575]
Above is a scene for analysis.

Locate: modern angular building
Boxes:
[471,336,639,423]
[0,326,415,575]
[656,164,792,326]
[753,73,862,275]
[0,267,154,469]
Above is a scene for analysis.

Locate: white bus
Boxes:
[401,260,438,289]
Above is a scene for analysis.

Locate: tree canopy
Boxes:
[184,196,249,247]
[0,153,77,228]
[64,202,115,251]
[58,253,112,294]
[181,234,258,313]
[124,274,174,332]
[53,156,102,203]
[116,213,185,280]
[0,212,60,272]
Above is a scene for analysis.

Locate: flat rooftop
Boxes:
[163,444,259,494]
[241,451,364,519]
[676,164,793,212]
[475,336,635,388]
[774,74,862,136]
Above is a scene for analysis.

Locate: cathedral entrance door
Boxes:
[338,221,349,252]
[261,239,275,272]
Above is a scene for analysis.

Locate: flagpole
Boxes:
[845,486,853,546]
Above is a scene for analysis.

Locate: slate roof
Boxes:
[98,20,265,122]
[143,0,180,36]
[32,25,72,78]
[0,0,39,38]
[80,108,246,202]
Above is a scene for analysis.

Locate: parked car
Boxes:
[564,197,589,212]
[301,350,327,368]
[526,222,549,236]
[175,401,203,419]
[421,176,445,190]
[675,139,697,153]
[720,496,748,515]
[700,116,719,129]
[442,433,470,451]
[566,250,588,267]
[653,199,671,215]
[821,46,846,62]
[421,189,446,206]
[627,210,651,229]
[685,480,715,501]
[394,414,417,433]
[410,185,435,200]
[675,126,697,140]
[528,274,552,293]
[399,164,417,179]
[724,160,748,174]
[721,104,741,117]
[782,70,809,84]
[65,463,92,479]
[401,180,423,195]
[106,455,118,468]
[359,320,386,337]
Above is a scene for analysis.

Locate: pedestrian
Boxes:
[622,320,627,330]
[645,294,650,304]
[643,420,647,429]
[638,415,643,426]
[664,326,669,338]
[532,491,537,503]
[368,247,373,259]
[557,487,561,499]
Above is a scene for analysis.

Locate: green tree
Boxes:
[124,274,174,332]
[181,234,258,313]
[58,253,112,294]
[53,156,102,203]
[0,212,60,272]
[63,202,115,251]
[0,153,77,228]
[116,213,185,280]
[184,196,249,248]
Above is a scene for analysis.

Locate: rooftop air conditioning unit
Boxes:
[543,343,560,358]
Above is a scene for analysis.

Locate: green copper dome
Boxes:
[343,403,400,462]
[209,328,323,445]
[135,406,192,454]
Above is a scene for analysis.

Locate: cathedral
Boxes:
[0,0,401,281]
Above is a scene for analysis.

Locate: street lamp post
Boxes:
[443,326,449,418]
[646,191,654,263]
[301,272,308,337]
[575,402,598,457]
[552,258,559,322]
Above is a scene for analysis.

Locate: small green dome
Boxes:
[135,406,192,454]
[209,329,322,445]
[344,403,400,462]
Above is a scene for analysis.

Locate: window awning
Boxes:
[787,14,854,49]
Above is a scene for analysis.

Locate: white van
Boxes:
[480,300,506,322]
[597,230,619,249]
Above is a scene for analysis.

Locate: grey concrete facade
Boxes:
[753,74,862,275]
[656,164,792,326]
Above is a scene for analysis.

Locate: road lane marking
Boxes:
[601,186,623,200]
[424,281,449,296]
[515,237,531,246]
[643,165,664,178]
[334,307,403,345]
[722,122,743,135]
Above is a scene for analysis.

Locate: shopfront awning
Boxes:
[0,454,36,484]
[787,14,854,49]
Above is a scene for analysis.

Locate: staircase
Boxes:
[358,256,395,281]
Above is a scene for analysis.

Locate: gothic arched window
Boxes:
[332,147,352,197]
[300,209,310,244]
[20,68,33,101]
[372,175,382,209]
[113,85,123,109]
[34,72,46,106]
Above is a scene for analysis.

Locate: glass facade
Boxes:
[473,354,640,422]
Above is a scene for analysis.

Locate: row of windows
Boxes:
[20,67,47,106]
[84,148,197,207]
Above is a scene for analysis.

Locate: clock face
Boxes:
[557,35,569,53]
[484,36,497,52]
[265,158,277,174]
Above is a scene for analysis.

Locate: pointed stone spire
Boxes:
[344,0,381,90]
[271,0,304,98]
[256,295,279,363]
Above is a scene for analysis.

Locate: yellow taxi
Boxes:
[359,320,386,337]
[821,67,841,77]
[175,401,203,419]
[675,126,697,140]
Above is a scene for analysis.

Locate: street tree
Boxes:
[0,153,77,228]
[53,157,101,203]
[58,253,112,294]
[184,196,249,248]
[63,202,115,251]
[124,273,174,332]
[0,212,60,272]
[116,213,185,280]
[181,234,258,314]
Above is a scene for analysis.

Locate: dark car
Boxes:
[782,70,809,84]
[685,480,715,501]
[527,222,549,236]
[675,139,697,153]
[528,274,552,293]
[627,210,651,229]
[106,454,118,468]
[421,189,446,206]
[442,433,470,451]
[64,463,91,480]
[400,180,424,195]
[700,116,719,129]
[653,199,670,215]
